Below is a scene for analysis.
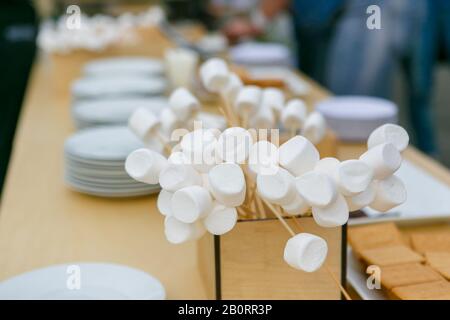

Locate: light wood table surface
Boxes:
[0,27,449,300]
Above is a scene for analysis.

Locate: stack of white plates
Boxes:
[316,96,398,141]
[0,263,166,300]
[64,126,159,197]
[83,57,165,77]
[71,97,168,129]
[71,76,167,100]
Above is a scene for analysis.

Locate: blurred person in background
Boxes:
[0,0,37,195]
[221,0,345,83]
[325,0,438,155]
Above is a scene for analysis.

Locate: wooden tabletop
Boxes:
[0,27,449,300]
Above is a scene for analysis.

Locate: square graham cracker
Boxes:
[380,263,443,290]
[348,222,405,254]
[359,245,424,267]
[391,281,450,300]
[410,232,450,254]
[425,252,450,280]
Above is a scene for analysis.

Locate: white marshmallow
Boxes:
[208,163,246,207]
[250,105,276,129]
[125,148,168,184]
[222,73,242,103]
[157,189,173,216]
[257,167,297,206]
[261,87,284,116]
[283,233,328,272]
[369,175,406,212]
[281,193,310,216]
[368,123,409,152]
[281,99,307,131]
[360,143,402,180]
[312,193,349,227]
[279,136,319,176]
[171,185,213,223]
[334,160,374,196]
[295,171,337,208]
[302,111,327,145]
[314,157,340,176]
[234,85,262,115]
[168,87,200,121]
[346,181,376,211]
[181,129,218,173]
[204,203,238,235]
[128,107,161,142]
[168,151,190,165]
[159,163,201,192]
[160,108,183,135]
[216,127,254,163]
[199,58,229,92]
[164,216,195,244]
[248,140,279,177]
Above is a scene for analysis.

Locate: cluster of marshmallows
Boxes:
[125,56,409,273]
[200,58,327,144]
[38,7,164,54]
[258,123,408,271]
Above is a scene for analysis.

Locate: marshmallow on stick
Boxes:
[368,123,409,152]
[168,87,200,122]
[234,85,262,125]
[360,143,402,180]
[164,216,204,244]
[216,127,254,164]
[295,171,337,208]
[334,160,374,196]
[159,163,201,192]
[171,185,213,223]
[312,193,349,228]
[199,58,230,92]
[346,181,376,212]
[204,202,238,235]
[208,162,246,207]
[261,87,285,117]
[279,135,320,177]
[222,73,243,104]
[157,189,173,216]
[281,99,307,135]
[369,175,407,212]
[128,107,161,143]
[284,233,328,272]
[314,157,340,176]
[180,129,218,173]
[302,111,327,145]
[248,140,279,177]
[250,104,276,129]
[257,167,297,206]
[281,193,310,216]
[125,148,168,184]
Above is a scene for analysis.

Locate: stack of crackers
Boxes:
[349,222,450,300]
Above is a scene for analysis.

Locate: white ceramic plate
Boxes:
[72,76,167,99]
[316,96,397,141]
[64,126,143,161]
[72,97,168,127]
[84,57,165,77]
[66,178,158,197]
[0,263,165,300]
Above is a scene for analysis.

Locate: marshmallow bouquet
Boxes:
[38,7,165,54]
[125,58,409,274]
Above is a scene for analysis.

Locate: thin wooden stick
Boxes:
[255,195,266,219]
[155,131,172,156]
[290,127,297,138]
[242,111,249,128]
[291,216,352,300]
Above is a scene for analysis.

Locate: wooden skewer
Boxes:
[242,111,249,129]
[290,215,352,300]
[289,127,297,138]
[155,131,172,156]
